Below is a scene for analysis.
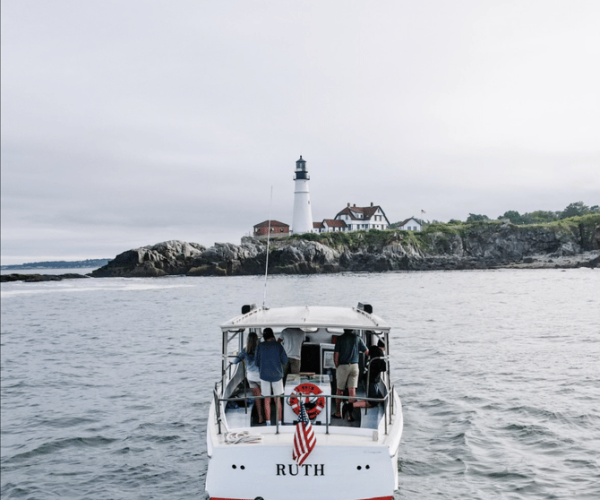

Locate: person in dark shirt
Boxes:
[351,343,387,412]
[255,328,288,425]
[333,329,368,420]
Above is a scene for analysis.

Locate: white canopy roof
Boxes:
[220,306,390,332]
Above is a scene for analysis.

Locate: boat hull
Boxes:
[205,393,402,500]
[206,443,397,500]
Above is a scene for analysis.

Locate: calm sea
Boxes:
[1,270,599,499]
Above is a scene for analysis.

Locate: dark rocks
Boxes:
[1,273,90,283]
[91,240,205,277]
[5,222,594,284]
[84,219,600,278]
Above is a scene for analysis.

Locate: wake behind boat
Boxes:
[205,303,403,500]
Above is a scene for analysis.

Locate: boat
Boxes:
[205,302,403,500]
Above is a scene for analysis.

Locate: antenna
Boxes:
[262,186,273,309]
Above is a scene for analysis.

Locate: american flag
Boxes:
[292,401,316,466]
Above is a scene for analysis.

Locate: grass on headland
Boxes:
[284,214,600,251]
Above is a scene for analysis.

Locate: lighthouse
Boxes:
[291,155,314,234]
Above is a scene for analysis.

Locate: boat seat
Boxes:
[359,404,384,429]
[225,400,254,429]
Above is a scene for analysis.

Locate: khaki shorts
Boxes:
[261,378,284,396]
[289,358,301,374]
[336,364,359,390]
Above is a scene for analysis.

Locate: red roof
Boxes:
[253,220,289,228]
[323,219,347,228]
[313,222,324,229]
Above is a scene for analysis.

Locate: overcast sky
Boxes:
[2,1,599,264]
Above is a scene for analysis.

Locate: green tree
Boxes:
[499,210,523,224]
[522,211,559,224]
[560,201,589,219]
[466,213,489,223]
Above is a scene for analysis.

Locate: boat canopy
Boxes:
[220,306,390,332]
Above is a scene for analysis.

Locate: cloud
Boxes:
[2,1,599,264]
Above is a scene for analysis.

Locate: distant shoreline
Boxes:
[1,259,110,271]
[1,252,598,284]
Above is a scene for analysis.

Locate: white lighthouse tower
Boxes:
[291,155,314,234]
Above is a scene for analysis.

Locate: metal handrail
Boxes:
[213,384,222,435]
[214,391,392,435]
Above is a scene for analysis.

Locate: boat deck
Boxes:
[209,391,402,452]
[224,387,383,430]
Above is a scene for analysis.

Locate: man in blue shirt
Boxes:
[333,329,368,420]
[256,328,288,425]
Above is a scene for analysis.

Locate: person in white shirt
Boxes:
[278,327,306,385]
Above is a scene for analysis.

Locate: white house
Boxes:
[333,203,390,232]
[398,217,422,231]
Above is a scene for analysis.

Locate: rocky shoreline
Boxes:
[3,217,598,282]
[88,217,599,278]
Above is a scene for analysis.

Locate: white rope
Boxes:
[225,430,263,445]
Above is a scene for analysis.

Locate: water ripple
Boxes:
[2,270,599,499]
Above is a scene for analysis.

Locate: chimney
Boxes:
[370,202,373,207]
[347,203,350,207]
[353,204,356,208]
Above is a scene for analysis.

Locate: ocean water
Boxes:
[1,270,599,499]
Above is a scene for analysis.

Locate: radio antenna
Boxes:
[262,186,273,309]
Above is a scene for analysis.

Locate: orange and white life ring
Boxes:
[288,383,326,419]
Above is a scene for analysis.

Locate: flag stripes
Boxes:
[292,401,316,466]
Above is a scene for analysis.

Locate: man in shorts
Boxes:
[333,329,369,419]
[255,328,288,425]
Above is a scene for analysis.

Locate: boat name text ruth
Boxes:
[276,464,325,476]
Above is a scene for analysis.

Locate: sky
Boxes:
[2,1,599,265]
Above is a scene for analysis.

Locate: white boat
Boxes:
[205,303,403,500]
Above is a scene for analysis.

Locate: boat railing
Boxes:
[213,390,394,436]
[213,382,223,435]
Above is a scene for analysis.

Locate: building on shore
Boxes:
[397,217,422,231]
[253,220,290,238]
[252,157,394,237]
[314,203,390,233]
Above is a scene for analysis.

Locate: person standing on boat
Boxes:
[333,329,369,420]
[278,327,305,385]
[347,341,386,414]
[255,328,288,425]
[231,331,264,425]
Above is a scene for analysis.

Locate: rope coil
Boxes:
[225,431,263,445]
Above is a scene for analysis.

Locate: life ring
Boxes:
[288,383,326,419]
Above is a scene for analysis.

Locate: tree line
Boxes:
[462,201,599,225]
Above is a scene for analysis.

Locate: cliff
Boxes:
[90,216,600,278]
